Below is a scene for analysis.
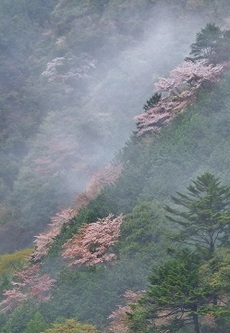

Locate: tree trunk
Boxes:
[193,312,200,333]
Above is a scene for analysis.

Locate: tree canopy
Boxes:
[41,319,98,333]
[130,250,213,333]
[188,23,230,63]
[165,172,230,257]
[130,174,230,333]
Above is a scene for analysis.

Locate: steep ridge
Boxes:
[0,2,230,333]
[0,0,224,253]
[0,21,229,332]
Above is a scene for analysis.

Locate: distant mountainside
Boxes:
[0,1,230,331]
[0,0,229,253]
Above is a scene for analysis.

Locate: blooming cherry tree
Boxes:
[155,60,223,91]
[85,164,123,200]
[62,214,123,266]
[33,163,123,261]
[0,264,55,313]
[135,60,223,136]
[0,289,27,314]
[33,208,76,261]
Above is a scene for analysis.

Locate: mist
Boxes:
[0,1,225,252]
[35,11,206,190]
[0,2,230,332]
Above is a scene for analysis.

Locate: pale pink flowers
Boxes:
[0,264,55,313]
[135,60,223,136]
[62,214,123,266]
[33,208,76,261]
[33,163,123,261]
[85,164,123,200]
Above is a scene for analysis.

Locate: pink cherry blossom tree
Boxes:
[33,208,76,261]
[155,60,223,91]
[0,264,55,313]
[135,60,223,136]
[62,214,123,266]
[32,163,123,262]
[85,164,123,200]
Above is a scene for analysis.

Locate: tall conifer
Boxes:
[165,172,230,257]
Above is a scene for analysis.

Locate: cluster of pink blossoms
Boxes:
[1,166,124,313]
[0,264,55,313]
[85,164,123,199]
[62,214,123,266]
[135,60,223,136]
[33,208,76,261]
[33,163,123,261]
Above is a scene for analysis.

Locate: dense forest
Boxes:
[0,0,230,332]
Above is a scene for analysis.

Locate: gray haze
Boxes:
[36,11,207,193]
[2,2,226,251]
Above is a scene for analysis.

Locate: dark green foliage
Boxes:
[130,250,214,333]
[139,72,230,201]
[143,93,161,111]
[39,261,147,326]
[24,312,48,333]
[130,174,230,332]
[118,201,168,265]
[165,173,230,256]
[189,23,222,61]
[45,201,167,324]
[188,23,230,63]
[1,304,37,333]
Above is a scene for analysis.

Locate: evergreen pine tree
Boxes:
[24,312,48,333]
[130,250,213,333]
[165,172,230,257]
[189,23,222,62]
[143,92,161,111]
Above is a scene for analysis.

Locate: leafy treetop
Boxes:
[41,319,98,333]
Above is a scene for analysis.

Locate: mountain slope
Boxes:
[1,0,230,253]
[0,1,230,332]
[0,50,229,332]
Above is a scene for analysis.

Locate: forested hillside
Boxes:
[1,0,229,252]
[0,1,230,332]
